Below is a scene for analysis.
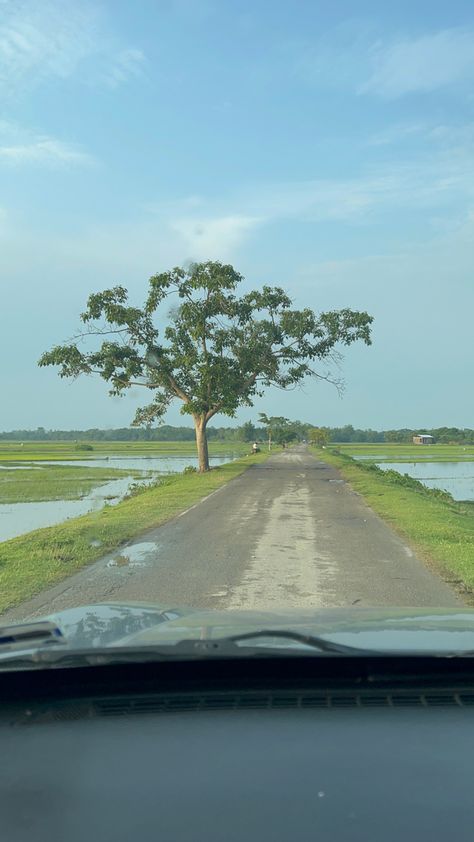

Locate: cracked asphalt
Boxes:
[3,446,461,622]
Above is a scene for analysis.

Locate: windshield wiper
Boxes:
[225,629,374,655]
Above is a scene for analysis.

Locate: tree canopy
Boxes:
[308,427,330,447]
[39,260,373,471]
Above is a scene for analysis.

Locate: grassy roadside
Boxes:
[0,450,273,614]
[312,447,474,602]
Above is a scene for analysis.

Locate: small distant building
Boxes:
[413,434,434,445]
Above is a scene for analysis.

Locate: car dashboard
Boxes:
[1,655,474,841]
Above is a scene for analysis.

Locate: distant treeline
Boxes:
[1,424,473,444]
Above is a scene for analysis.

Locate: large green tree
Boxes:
[309,427,330,447]
[39,261,373,472]
[258,414,298,448]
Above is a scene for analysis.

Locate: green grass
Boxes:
[313,447,474,602]
[0,465,138,503]
[0,450,272,613]
[0,440,251,462]
[334,443,474,462]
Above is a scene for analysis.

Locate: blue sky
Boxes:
[1,0,473,431]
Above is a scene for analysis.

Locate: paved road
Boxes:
[3,447,461,621]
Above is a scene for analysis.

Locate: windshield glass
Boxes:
[1,0,473,657]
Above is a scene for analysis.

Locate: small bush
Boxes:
[183,465,197,474]
[75,443,94,451]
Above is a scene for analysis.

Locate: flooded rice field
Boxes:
[376,461,474,501]
[0,453,239,542]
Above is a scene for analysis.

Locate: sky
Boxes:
[1,0,473,431]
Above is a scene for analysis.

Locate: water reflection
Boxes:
[0,452,239,542]
[7,454,238,473]
[377,461,474,501]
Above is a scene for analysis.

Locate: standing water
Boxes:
[0,453,240,542]
[376,461,474,501]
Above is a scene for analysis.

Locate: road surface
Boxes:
[3,447,461,621]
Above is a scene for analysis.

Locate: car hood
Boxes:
[16,602,474,654]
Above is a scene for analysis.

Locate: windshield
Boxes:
[1,0,473,657]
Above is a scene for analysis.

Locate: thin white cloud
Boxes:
[0,121,94,167]
[367,123,429,147]
[0,0,146,94]
[171,215,262,260]
[142,144,474,258]
[360,27,474,98]
[103,48,146,88]
[0,138,93,167]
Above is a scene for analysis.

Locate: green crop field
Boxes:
[0,440,251,462]
[0,440,256,504]
[0,465,140,504]
[334,443,474,462]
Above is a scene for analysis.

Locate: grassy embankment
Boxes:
[0,449,273,613]
[314,446,474,601]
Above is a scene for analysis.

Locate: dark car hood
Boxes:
[24,602,474,654]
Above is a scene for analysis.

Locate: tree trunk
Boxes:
[194,415,210,472]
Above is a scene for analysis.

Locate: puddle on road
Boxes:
[106,541,158,570]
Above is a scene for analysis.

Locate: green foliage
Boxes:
[258,414,299,444]
[39,260,373,427]
[74,443,94,451]
[237,421,259,442]
[309,427,329,447]
[183,465,197,474]
[3,425,474,445]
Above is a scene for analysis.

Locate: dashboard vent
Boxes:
[93,690,474,717]
[13,690,474,724]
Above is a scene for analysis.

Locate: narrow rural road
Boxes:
[3,447,461,621]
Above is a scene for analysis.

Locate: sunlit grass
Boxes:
[314,447,474,602]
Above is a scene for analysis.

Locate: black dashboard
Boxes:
[1,656,474,841]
